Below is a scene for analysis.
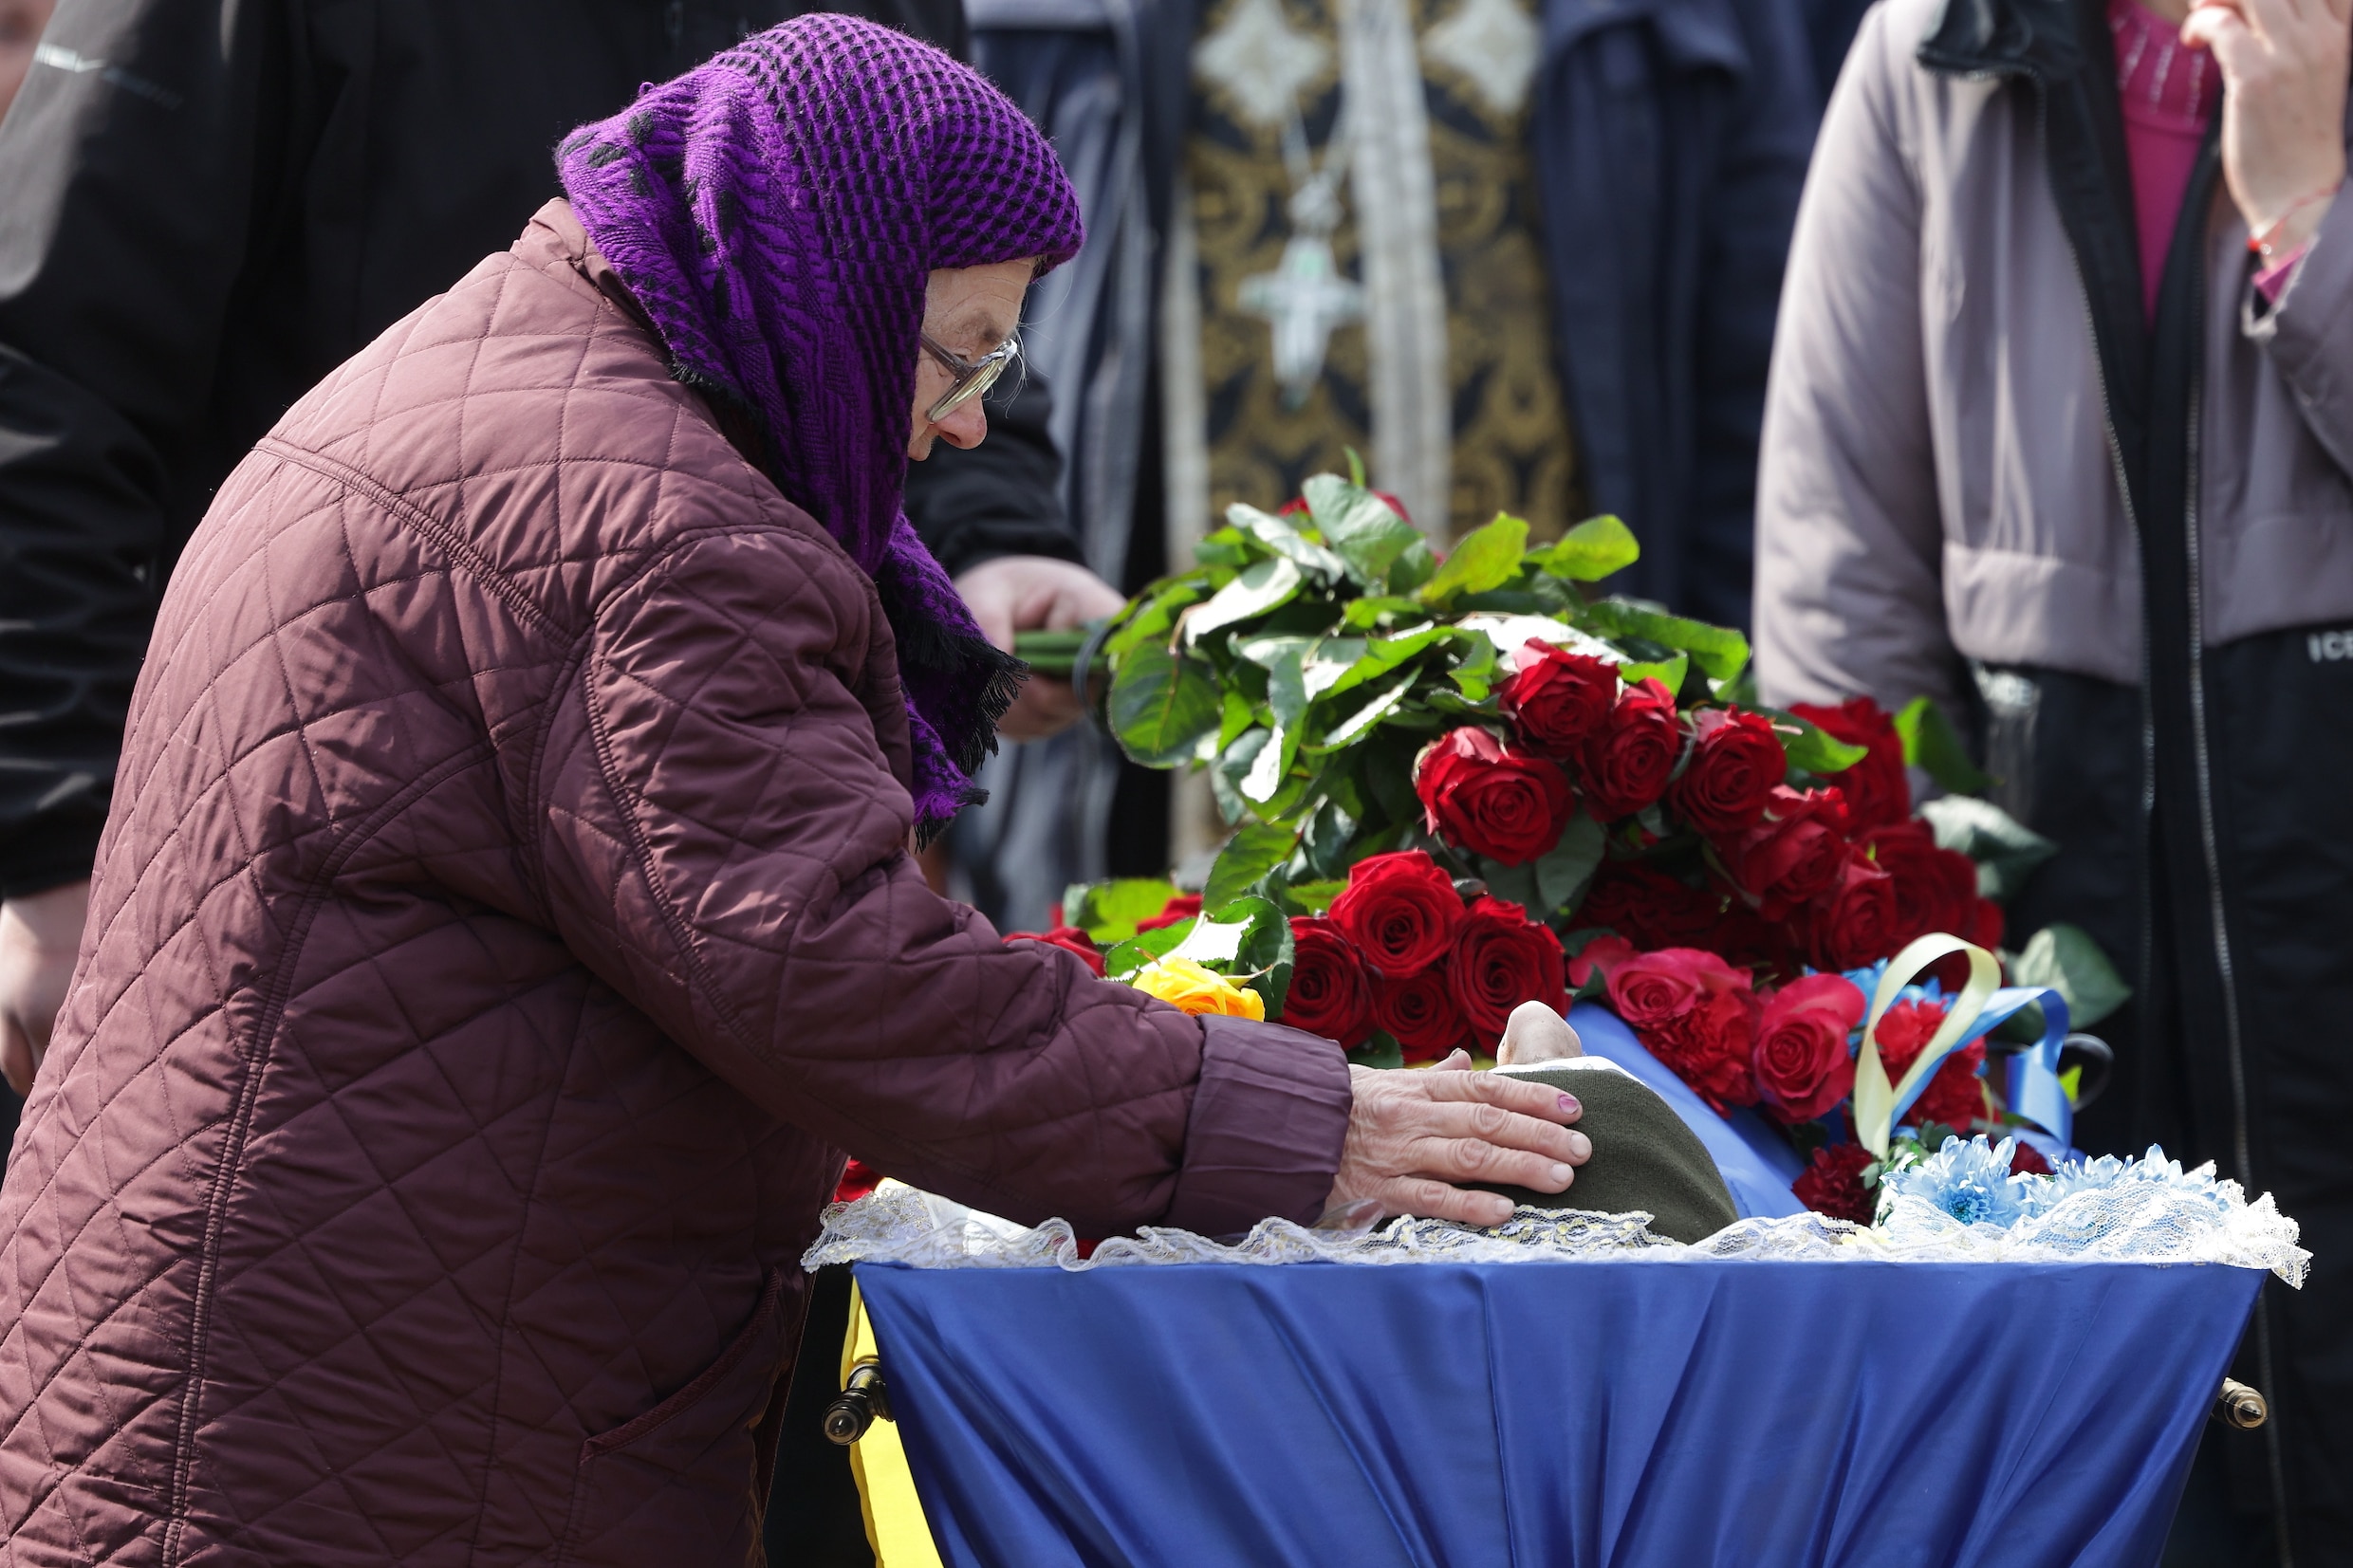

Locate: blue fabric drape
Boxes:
[857,1256,2261,1567]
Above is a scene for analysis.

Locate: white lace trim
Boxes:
[803,1180,2307,1284]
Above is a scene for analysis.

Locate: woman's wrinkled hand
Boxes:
[2183,0,2351,254]
[1325,1048,1591,1226]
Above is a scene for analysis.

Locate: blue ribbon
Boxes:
[1891,985,2073,1154]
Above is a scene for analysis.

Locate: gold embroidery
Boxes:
[1186,0,1579,541]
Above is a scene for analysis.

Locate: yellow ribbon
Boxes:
[1852,934,2002,1160]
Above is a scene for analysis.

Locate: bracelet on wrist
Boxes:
[2249,181,2344,261]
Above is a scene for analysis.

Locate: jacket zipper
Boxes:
[2033,85,2164,1112]
[2181,298,2291,1565]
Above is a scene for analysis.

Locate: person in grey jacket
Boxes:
[1754,0,2351,1559]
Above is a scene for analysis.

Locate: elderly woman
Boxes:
[0,19,1586,1564]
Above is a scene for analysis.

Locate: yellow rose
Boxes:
[1130,956,1266,1021]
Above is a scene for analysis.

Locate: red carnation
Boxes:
[1794,1142,1878,1224]
[1752,972,1865,1124]
[1500,640,1621,757]
[1716,785,1851,915]
[1875,997,1987,1131]
[2010,1140,2053,1176]
[1657,987,1764,1114]
[1004,924,1107,977]
[1416,728,1576,866]
[1790,696,1911,831]
[1606,948,1761,1114]
[834,1156,885,1205]
[1373,968,1473,1061]
[1328,850,1466,978]
[1671,708,1788,835]
[1805,848,1902,970]
[1576,678,1683,821]
[1285,918,1376,1047]
[1448,895,1569,1049]
[1577,861,1724,950]
[1863,821,1978,945]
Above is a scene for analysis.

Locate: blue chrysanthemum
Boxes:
[2028,1145,2232,1219]
[1882,1135,2029,1227]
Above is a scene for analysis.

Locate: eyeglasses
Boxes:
[919,332,1020,423]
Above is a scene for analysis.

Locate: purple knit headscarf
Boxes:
[557,15,1084,840]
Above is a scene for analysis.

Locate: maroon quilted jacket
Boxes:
[0,202,1352,1567]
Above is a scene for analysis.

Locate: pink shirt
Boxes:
[2108,0,2303,315]
[2109,0,2221,321]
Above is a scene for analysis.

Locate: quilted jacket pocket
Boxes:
[557,1269,792,1568]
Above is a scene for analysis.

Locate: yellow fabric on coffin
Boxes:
[843,1282,945,1568]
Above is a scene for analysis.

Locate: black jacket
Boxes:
[0,0,1075,897]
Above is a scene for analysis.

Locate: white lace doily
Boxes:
[806,1173,2307,1285]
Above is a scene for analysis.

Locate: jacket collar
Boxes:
[1916,0,2086,83]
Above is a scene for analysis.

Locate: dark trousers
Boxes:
[1994,623,2353,1567]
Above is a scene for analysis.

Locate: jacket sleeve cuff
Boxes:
[2245,193,2353,474]
[1159,1014,1353,1237]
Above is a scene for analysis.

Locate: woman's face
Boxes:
[907,259,1035,461]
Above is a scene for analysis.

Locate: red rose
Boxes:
[1805,848,1902,970]
[1373,968,1473,1061]
[1607,948,1761,1113]
[1328,850,1466,978]
[1863,821,1977,944]
[2010,1140,2053,1176]
[1566,932,1640,990]
[1004,924,1107,977]
[1909,1044,1988,1130]
[1576,678,1683,820]
[1716,786,1851,915]
[1874,997,1987,1132]
[1752,972,1865,1124]
[1500,640,1621,757]
[1605,948,1714,1026]
[1416,728,1576,866]
[1448,895,1569,1048]
[833,1156,884,1205]
[1965,897,2005,950]
[1793,1142,1878,1224]
[1577,861,1723,950]
[1285,918,1376,1047]
[1671,708,1788,835]
[1136,894,1204,932]
[1790,696,1911,831]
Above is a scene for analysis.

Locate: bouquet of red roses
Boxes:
[1025,473,2124,1220]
